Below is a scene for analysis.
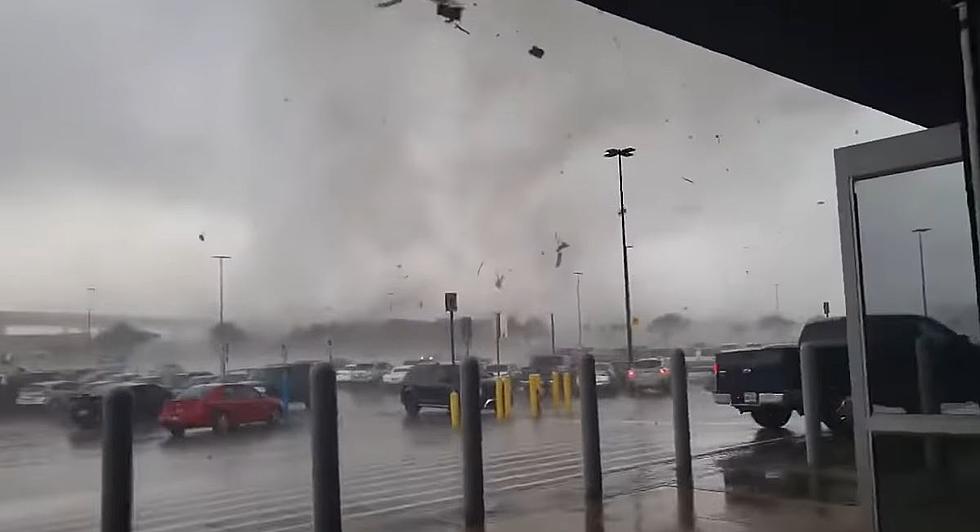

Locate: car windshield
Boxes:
[355,364,375,370]
[634,359,662,369]
[176,386,211,400]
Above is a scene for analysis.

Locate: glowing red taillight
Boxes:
[627,369,636,380]
[659,367,670,375]
[712,362,719,375]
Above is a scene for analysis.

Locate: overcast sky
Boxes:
[0,0,920,327]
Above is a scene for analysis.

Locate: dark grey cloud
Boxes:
[0,0,917,330]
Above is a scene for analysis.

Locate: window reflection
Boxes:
[854,162,980,414]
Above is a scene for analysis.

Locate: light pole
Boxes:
[211,254,231,376]
[387,292,395,314]
[774,283,780,313]
[85,286,96,341]
[913,227,932,316]
[573,271,584,347]
[604,146,636,366]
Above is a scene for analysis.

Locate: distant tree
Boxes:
[210,322,247,345]
[646,312,692,346]
[756,314,797,340]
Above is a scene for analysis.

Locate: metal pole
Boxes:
[574,272,583,347]
[218,259,225,324]
[957,2,980,252]
[449,310,456,366]
[800,342,822,468]
[580,355,602,501]
[917,232,929,316]
[460,358,485,528]
[102,388,133,532]
[670,349,692,491]
[618,155,634,366]
[495,312,501,367]
[550,313,556,355]
[311,363,341,532]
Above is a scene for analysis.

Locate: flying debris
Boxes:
[854,129,860,135]
[714,134,721,143]
[681,177,694,184]
[376,0,402,6]
[198,233,205,242]
[419,300,424,309]
[528,46,545,59]
[283,97,291,103]
[687,134,694,140]
[435,0,464,23]
[494,273,505,290]
[454,23,470,34]
[396,264,403,269]
[817,200,826,205]
[554,233,570,268]
[476,261,485,277]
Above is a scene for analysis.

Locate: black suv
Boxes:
[399,363,496,416]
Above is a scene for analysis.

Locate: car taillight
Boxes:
[627,369,636,380]
[712,362,719,375]
[659,367,670,375]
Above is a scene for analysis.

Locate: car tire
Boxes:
[212,412,231,434]
[403,396,420,418]
[170,427,185,438]
[268,407,282,427]
[750,406,792,429]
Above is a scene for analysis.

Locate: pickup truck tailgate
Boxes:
[715,347,799,396]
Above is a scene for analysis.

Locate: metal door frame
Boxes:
[836,123,980,531]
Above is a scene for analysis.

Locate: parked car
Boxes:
[348,362,392,384]
[15,380,80,410]
[335,364,356,383]
[399,363,497,416]
[69,382,173,430]
[0,371,62,411]
[246,362,312,407]
[485,363,522,379]
[713,344,802,429]
[625,358,671,394]
[159,383,282,437]
[594,362,619,395]
[382,365,413,386]
[518,354,575,390]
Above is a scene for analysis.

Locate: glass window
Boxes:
[634,359,663,369]
[177,385,210,400]
[874,433,980,532]
[854,163,980,414]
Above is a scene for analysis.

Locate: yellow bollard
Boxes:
[503,376,513,419]
[529,374,541,418]
[495,378,505,421]
[450,391,460,429]
[562,372,573,413]
[551,371,561,409]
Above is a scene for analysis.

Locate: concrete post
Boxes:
[671,349,693,492]
[800,342,822,468]
[579,355,603,502]
[311,363,341,532]
[102,388,133,532]
[460,358,485,528]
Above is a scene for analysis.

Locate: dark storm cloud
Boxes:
[0,0,916,326]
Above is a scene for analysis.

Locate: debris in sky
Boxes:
[454,23,470,35]
[376,0,402,7]
[756,118,762,125]
[612,36,621,49]
[476,261,485,277]
[817,200,826,205]
[854,129,859,135]
[714,134,721,143]
[419,300,424,309]
[554,234,570,268]
[283,97,291,103]
[528,46,545,59]
[664,118,670,123]
[681,177,695,184]
[198,233,205,242]
[402,274,409,279]
[435,1,463,23]
[495,32,500,37]
[396,264,403,269]
[687,134,694,140]
[494,273,505,290]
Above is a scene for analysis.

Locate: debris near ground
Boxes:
[529,45,544,58]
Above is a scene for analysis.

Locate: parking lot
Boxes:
[0,377,805,531]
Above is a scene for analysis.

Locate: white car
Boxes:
[382,365,412,385]
[336,364,356,383]
[348,362,393,384]
[16,380,80,408]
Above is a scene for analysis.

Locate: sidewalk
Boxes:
[486,485,865,532]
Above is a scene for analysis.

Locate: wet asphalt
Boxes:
[0,379,804,531]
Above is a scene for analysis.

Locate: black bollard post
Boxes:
[312,363,341,532]
[580,354,603,502]
[102,387,133,532]
[460,358,485,529]
[671,349,693,492]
